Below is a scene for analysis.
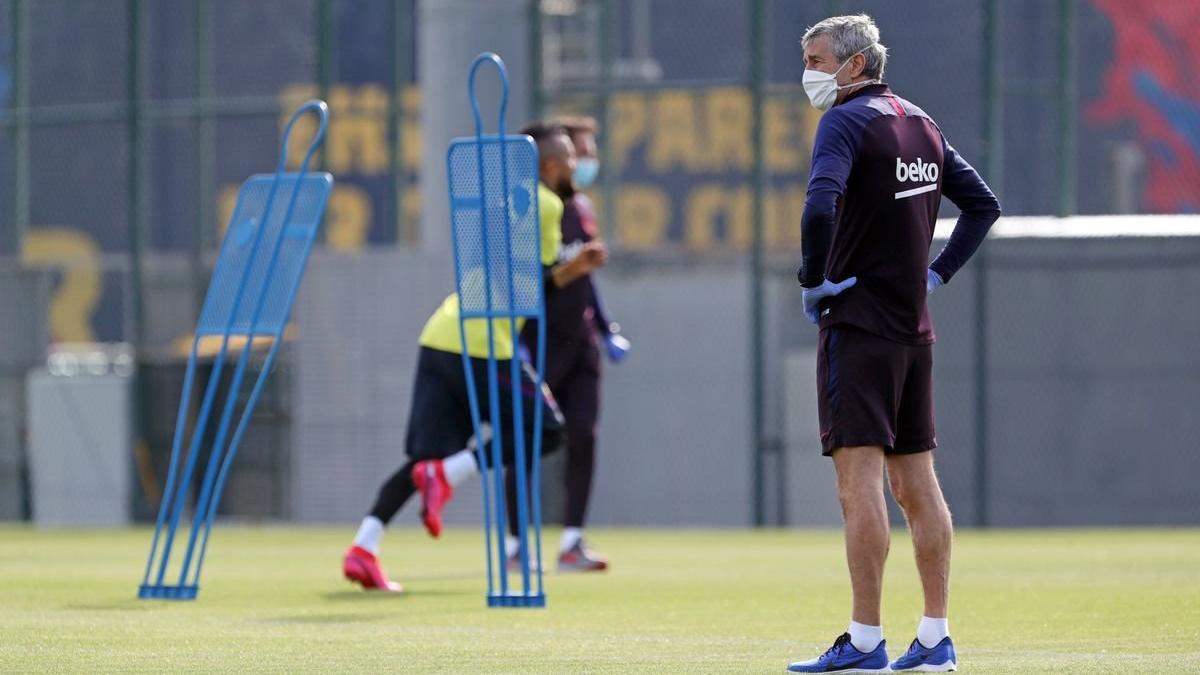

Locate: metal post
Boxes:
[1056,0,1077,217]
[9,0,30,521]
[128,0,147,350]
[977,0,1003,528]
[528,0,543,120]
[597,0,616,242]
[10,0,29,255]
[315,0,334,169]
[193,0,215,313]
[127,0,151,525]
[749,0,767,527]
[824,0,848,16]
[390,0,408,243]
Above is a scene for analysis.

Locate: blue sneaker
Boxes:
[889,636,957,671]
[787,633,890,673]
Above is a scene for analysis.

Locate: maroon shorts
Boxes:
[816,324,937,456]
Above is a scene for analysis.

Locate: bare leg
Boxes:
[887,451,952,618]
[832,446,889,626]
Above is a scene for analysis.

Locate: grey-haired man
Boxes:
[787,14,1000,673]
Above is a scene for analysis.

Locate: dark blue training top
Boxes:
[798,84,1001,344]
[521,191,613,352]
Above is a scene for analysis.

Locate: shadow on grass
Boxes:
[64,599,164,611]
[265,612,389,624]
[322,587,473,601]
[397,570,481,583]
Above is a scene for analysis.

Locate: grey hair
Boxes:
[801,14,888,80]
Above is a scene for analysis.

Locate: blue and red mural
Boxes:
[1088,0,1200,213]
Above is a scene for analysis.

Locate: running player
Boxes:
[342,125,607,592]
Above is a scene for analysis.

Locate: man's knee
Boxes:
[888,468,949,519]
[886,470,910,510]
[833,446,886,499]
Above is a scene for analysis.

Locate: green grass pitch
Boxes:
[2,527,1198,672]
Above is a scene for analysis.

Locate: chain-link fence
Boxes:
[0,0,417,521]
[2,0,1197,526]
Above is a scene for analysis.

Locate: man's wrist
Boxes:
[928,262,949,285]
[797,269,825,289]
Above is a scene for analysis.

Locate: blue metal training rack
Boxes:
[139,101,333,600]
[446,52,546,608]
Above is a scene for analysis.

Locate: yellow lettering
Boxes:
[802,104,824,167]
[325,85,389,175]
[401,185,423,244]
[684,186,727,251]
[765,183,806,249]
[765,97,803,172]
[325,184,372,251]
[727,187,754,250]
[649,91,702,172]
[401,86,423,173]
[22,228,101,342]
[280,85,319,171]
[704,88,752,171]
[615,186,670,249]
[609,93,646,172]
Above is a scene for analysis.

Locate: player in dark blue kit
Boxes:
[785,15,1001,673]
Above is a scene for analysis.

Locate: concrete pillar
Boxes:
[419,0,534,253]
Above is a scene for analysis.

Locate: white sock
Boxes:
[505,535,520,559]
[848,621,883,653]
[353,516,384,555]
[442,450,478,487]
[560,527,583,553]
[917,616,949,648]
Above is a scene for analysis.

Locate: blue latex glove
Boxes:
[604,332,631,363]
[801,277,858,324]
[926,268,944,295]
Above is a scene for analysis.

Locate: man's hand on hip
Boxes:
[926,268,944,295]
[801,277,857,324]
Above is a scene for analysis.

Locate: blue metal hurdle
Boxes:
[446,53,547,608]
[139,101,333,600]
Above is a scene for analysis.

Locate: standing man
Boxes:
[341,125,606,592]
[786,15,1000,673]
[505,117,630,573]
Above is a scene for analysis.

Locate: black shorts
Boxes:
[405,346,564,465]
[816,324,936,456]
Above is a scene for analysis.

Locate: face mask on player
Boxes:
[802,46,878,112]
[573,157,599,188]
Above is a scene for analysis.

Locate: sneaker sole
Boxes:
[787,662,892,667]
[343,558,402,592]
[891,663,955,672]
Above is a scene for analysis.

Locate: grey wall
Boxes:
[292,234,1200,528]
[0,268,50,520]
[927,236,1200,526]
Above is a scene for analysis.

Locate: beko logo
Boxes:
[896,157,939,183]
[894,157,939,200]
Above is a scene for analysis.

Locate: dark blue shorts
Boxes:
[817,324,937,456]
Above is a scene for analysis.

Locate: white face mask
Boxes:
[802,46,878,111]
